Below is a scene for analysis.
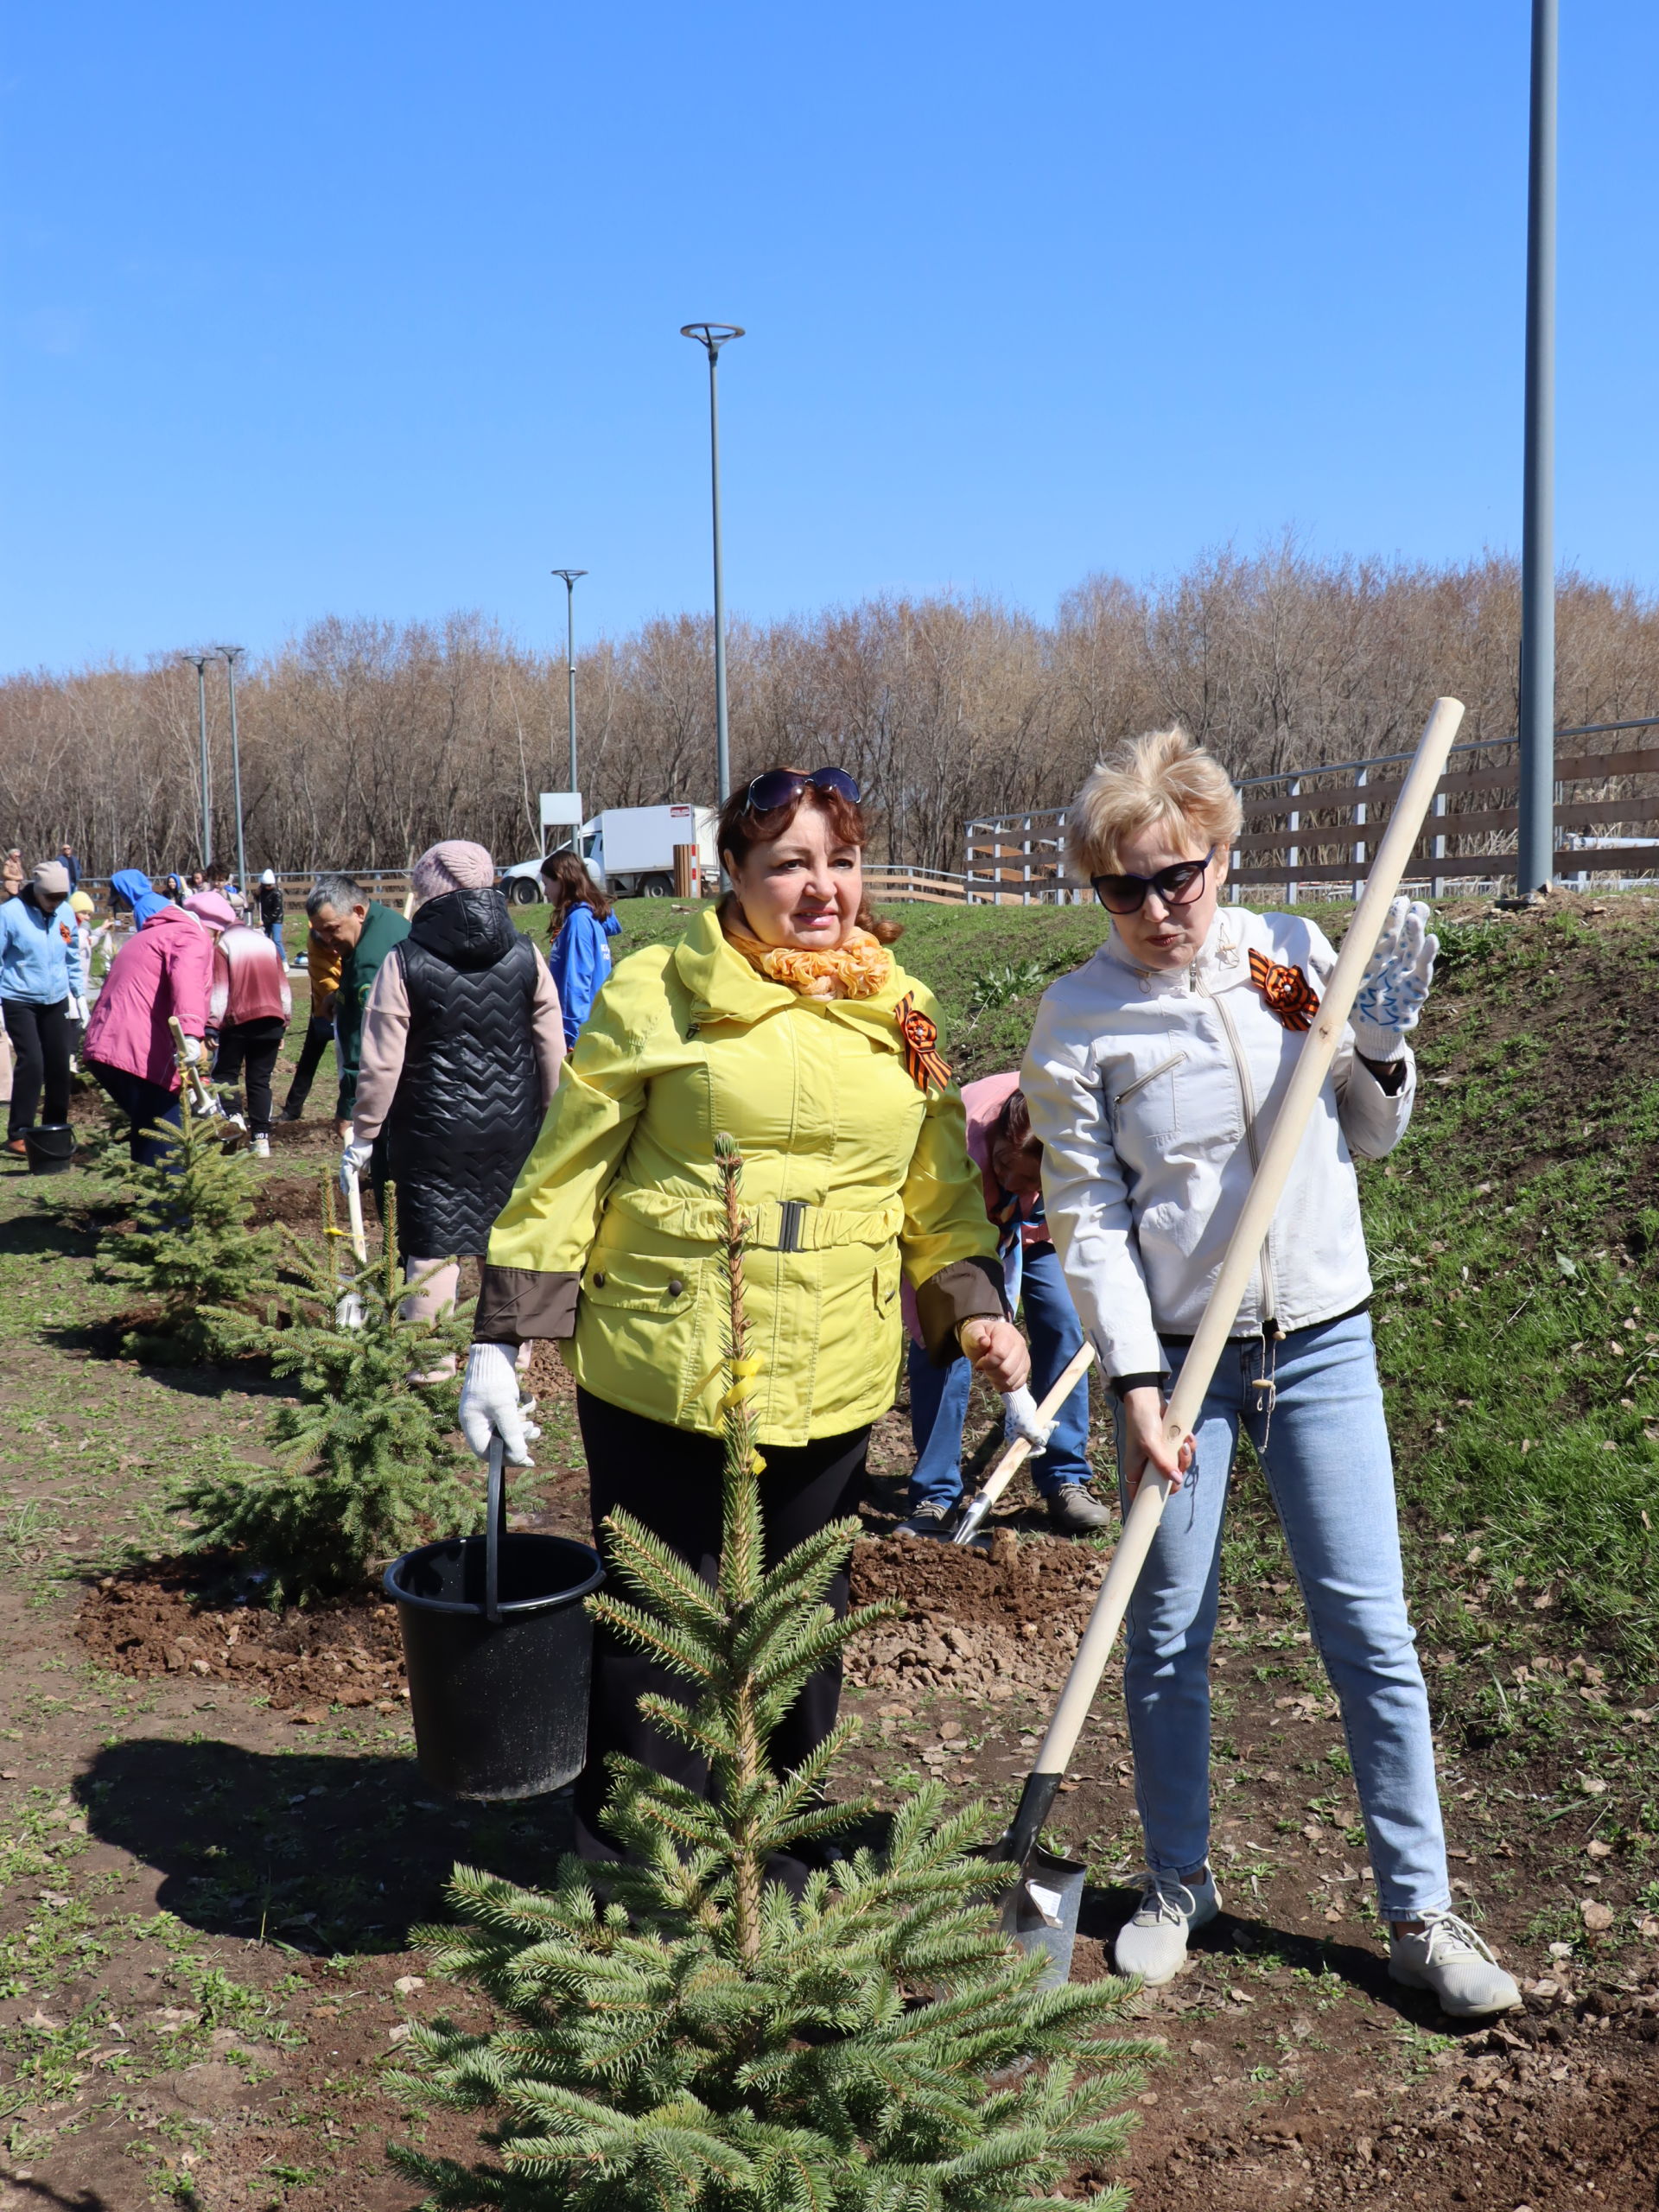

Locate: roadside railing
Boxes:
[862,864,972,906]
[963,715,1659,904]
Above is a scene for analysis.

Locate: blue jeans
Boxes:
[1113,1309,1449,1922]
[908,1239,1093,1507]
[90,1062,182,1168]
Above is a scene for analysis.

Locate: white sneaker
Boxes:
[251,1134,270,1158]
[1113,1868,1220,1985]
[1389,1910,1522,2016]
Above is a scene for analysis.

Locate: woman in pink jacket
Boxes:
[188,891,292,1158]
[82,871,213,1166]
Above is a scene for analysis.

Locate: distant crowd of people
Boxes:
[0,843,621,1171]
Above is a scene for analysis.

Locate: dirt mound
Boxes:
[847,1528,1103,1701]
[248,1173,333,1234]
[79,1562,407,1718]
[850,1524,1101,1626]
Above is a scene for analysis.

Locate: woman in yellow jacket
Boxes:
[460,766,1029,1860]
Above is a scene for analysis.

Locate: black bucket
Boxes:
[384,1442,604,1800]
[22,1123,76,1174]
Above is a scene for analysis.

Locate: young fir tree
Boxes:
[96,1082,282,1363]
[179,1179,480,1603]
[389,1134,1153,2212]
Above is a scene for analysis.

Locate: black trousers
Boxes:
[4,998,72,1138]
[213,1015,286,1136]
[282,1014,334,1116]
[573,1387,869,1862]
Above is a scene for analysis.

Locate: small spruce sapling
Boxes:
[390,1132,1152,2212]
[179,1179,479,1603]
[96,1079,281,1363]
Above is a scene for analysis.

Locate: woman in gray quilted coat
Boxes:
[346,841,565,1357]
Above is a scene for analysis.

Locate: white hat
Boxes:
[260,868,276,886]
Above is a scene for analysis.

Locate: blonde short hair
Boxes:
[1065,726,1243,881]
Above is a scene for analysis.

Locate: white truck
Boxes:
[500,803,718,905]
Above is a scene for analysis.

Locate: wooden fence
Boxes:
[963,715,1659,905]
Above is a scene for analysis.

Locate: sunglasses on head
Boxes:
[743,766,861,815]
[1090,847,1216,917]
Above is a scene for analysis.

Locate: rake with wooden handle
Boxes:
[990,695,1465,1980]
[950,1340,1096,1548]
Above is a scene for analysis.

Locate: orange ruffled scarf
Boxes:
[723,920,893,1001]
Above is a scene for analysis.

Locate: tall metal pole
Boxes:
[551,569,587,798]
[1516,0,1558,895]
[183,653,213,868]
[213,646,248,892]
[681,324,744,804]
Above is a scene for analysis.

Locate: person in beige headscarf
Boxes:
[345,840,564,1349]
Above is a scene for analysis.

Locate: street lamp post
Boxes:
[211,646,249,893]
[680,322,744,804]
[550,569,588,798]
[1516,0,1558,895]
[182,652,213,868]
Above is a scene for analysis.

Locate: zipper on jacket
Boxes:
[1198,974,1277,1331]
[1114,1048,1189,1106]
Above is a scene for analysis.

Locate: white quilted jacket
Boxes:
[1020,906,1414,1383]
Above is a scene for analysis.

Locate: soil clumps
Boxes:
[79,1561,406,1717]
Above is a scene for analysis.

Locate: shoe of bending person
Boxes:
[1389,1910,1522,2016]
[1046,1484,1112,1535]
[895,1498,954,1540]
[1113,1869,1220,1985]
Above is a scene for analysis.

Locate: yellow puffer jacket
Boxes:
[479,908,1001,1446]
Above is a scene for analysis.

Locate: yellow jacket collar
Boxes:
[672,907,912,1049]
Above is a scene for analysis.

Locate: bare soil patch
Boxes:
[79,1563,409,1717]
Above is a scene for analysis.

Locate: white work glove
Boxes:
[1001,1384,1053,1453]
[339,1135,373,1193]
[1351,897,1438,1061]
[459,1342,541,1466]
[180,1035,203,1066]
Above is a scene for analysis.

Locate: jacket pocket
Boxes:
[582,1252,699,1315]
[872,1245,900,1313]
[1110,1047,1187,1147]
[1113,1048,1189,1105]
[572,1253,707,1429]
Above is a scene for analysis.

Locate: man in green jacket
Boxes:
[305,873,410,1134]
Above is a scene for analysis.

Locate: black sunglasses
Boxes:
[1091,847,1216,917]
[744,766,861,815]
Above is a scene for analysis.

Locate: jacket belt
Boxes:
[607,1188,904,1252]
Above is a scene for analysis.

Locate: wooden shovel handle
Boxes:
[951,1339,1096,1545]
[1029,695,1465,1780]
[168,1015,213,1113]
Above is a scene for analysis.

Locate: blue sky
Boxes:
[3,1,1656,674]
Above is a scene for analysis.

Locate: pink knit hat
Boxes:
[410,839,494,904]
[184,890,238,933]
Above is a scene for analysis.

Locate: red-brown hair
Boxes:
[715,770,901,944]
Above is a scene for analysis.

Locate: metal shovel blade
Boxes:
[995,1841,1087,1987]
[982,1770,1086,1986]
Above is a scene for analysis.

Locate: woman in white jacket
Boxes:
[1021,726,1518,2018]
